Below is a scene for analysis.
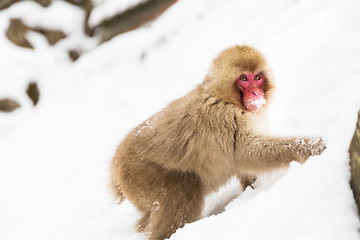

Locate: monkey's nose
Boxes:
[252,92,257,96]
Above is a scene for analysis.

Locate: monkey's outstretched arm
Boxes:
[237,135,326,172]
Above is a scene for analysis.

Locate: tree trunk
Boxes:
[349,110,360,216]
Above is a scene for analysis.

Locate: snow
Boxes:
[1,0,360,240]
[251,97,267,109]
[135,119,152,136]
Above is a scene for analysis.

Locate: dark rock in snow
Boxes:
[32,27,67,45]
[0,0,20,10]
[6,18,67,48]
[0,98,21,112]
[6,18,34,49]
[26,82,40,106]
[68,49,82,62]
[0,0,51,11]
[350,110,360,216]
[96,0,178,43]
[34,0,52,7]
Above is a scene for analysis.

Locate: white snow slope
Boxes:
[1,0,360,239]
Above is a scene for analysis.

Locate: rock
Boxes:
[0,0,51,11]
[6,18,67,48]
[0,98,21,112]
[26,82,40,106]
[32,27,67,45]
[349,110,360,216]
[45,30,66,45]
[68,49,82,62]
[0,0,19,10]
[96,0,177,43]
[33,0,51,7]
[6,18,33,49]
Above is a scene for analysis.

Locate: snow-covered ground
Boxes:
[1,0,360,239]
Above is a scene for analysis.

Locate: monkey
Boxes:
[110,45,326,240]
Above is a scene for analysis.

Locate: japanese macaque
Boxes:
[110,45,326,240]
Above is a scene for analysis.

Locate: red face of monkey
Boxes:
[236,72,266,112]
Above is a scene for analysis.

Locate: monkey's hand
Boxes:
[295,136,326,162]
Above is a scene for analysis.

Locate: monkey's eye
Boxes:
[254,74,262,80]
[239,74,248,82]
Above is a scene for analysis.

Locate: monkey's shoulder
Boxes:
[126,89,247,144]
[158,92,244,135]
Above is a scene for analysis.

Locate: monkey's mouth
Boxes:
[250,98,267,108]
[243,93,266,112]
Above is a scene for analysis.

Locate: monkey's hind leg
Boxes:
[137,211,151,232]
[238,174,257,191]
[110,175,126,204]
[148,171,204,240]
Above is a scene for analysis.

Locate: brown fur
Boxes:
[110,45,325,240]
